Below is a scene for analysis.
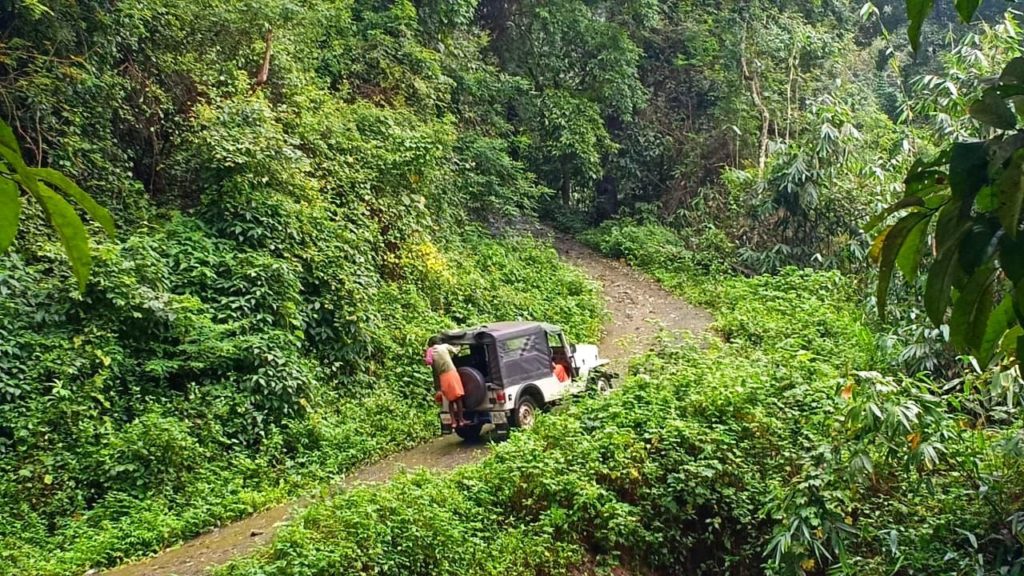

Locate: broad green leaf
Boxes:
[35,183,92,291]
[954,0,980,22]
[0,143,41,197]
[1000,234,1024,283]
[859,2,879,20]
[0,121,46,205]
[1016,282,1024,324]
[935,198,964,247]
[957,221,999,277]
[0,119,23,155]
[949,142,989,204]
[864,196,925,232]
[988,133,1024,172]
[997,151,1024,237]
[970,90,1018,131]
[877,212,931,319]
[31,168,115,238]
[896,212,932,281]
[905,149,952,182]
[950,264,996,351]
[906,0,934,52]
[979,296,1016,366]
[976,185,999,213]
[1001,57,1024,85]
[925,222,971,326]
[0,177,19,253]
[1000,325,1024,358]
[869,225,888,262]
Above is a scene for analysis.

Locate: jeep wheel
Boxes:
[513,395,539,429]
[589,372,615,396]
[454,423,484,442]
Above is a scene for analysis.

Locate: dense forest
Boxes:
[1,0,1023,574]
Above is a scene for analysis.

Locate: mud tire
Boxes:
[512,395,540,429]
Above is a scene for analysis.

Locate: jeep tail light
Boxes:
[495,390,506,403]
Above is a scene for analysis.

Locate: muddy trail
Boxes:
[103,235,712,576]
[547,231,713,373]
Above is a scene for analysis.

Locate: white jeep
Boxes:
[432,322,614,441]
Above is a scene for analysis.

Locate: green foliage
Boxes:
[586,220,1024,575]
[0,2,614,572]
[5,0,1024,574]
[724,90,912,273]
[0,223,603,575]
[0,118,114,289]
[908,14,1023,138]
[521,89,616,205]
[904,0,1010,50]
[581,219,735,281]
[220,234,1023,576]
[216,264,879,576]
[874,55,1024,366]
[479,0,646,207]
[594,0,924,279]
[583,220,877,362]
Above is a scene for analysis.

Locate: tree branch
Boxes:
[255,28,273,89]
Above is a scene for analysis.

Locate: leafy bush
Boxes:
[0,222,603,575]
[206,221,1019,576]
[223,259,1024,576]
[0,2,622,572]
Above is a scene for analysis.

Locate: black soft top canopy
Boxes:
[439,321,561,345]
[435,322,562,388]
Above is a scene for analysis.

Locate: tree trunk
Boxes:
[596,168,617,221]
[740,46,770,175]
[561,173,572,208]
[786,43,798,141]
[597,114,623,220]
[255,28,273,88]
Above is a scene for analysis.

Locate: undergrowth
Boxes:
[219,222,1022,576]
[215,247,868,576]
[0,227,603,576]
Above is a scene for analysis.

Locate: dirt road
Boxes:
[548,231,713,373]
[102,234,711,576]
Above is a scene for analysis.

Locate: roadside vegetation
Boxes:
[0,230,603,575]
[215,223,1022,576]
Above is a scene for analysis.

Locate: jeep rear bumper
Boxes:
[440,410,511,438]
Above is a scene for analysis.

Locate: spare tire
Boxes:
[457,366,487,410]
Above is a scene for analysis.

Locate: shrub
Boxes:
[219,223,1023,576]
[216,267,880,576]
[0,225,603,576]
